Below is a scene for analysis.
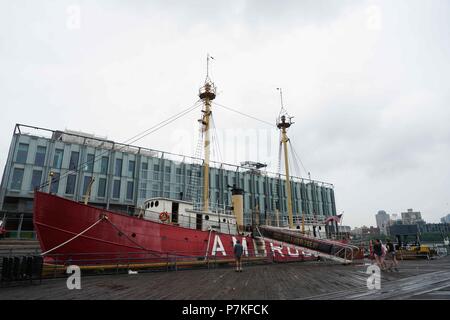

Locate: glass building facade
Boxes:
[0,124,337,230]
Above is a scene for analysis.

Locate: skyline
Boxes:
[1,1,450,227]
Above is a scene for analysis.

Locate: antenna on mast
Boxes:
[276,87,284,110]
[205,54,215,83]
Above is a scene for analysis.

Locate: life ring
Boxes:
[159,211,169,222]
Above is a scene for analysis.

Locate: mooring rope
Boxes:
[40,216,107,256]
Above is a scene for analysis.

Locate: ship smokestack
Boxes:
[231,185,244,233]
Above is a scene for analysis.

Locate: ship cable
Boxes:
[212,102,275,127]
[38,99,202,191]
[210,114,223,163]
[104,218,160,255]
[288,140,309,180]
[40,216,107,256]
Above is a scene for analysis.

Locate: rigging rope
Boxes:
[210,114,223,163]
[39,99,202,191]
[40,216,106,256]
[212,102,275,127]
[288,140,309,179]
[104,218,160,256]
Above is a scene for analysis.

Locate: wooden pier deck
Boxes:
[1,256,450,300]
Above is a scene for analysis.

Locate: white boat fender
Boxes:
[128,270,138,275]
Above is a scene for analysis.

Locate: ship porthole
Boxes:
[155,201,159,207]
[205,215,209,220]
[151,201,154,207]
[131,233,136,238]
[223,219,226,223]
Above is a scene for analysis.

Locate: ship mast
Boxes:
[276,88,294,229]
[198,54,216,212]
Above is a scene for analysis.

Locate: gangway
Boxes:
[257,225,360,264]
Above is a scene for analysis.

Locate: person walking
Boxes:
[373,239,385,270]
[386,239,399,272]
[234,239,243,272]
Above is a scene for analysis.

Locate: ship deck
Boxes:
[1,256,450,300]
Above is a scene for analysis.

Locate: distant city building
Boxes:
[362,226,380,236]
[441,214,450,224]
[350,227,363,237]
[419,223,450,234]
[401,209,424,225]
[375,210,390,235]
[338,225,351,233]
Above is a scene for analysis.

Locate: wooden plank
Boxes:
[1,256,449,300]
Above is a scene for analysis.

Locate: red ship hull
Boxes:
[33,192,318,265]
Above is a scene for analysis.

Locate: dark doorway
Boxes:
[196,214,202,230]
[172,202,179,224]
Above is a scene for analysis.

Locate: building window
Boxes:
[16,143,29,164]
[115,159,122,176]
[100,156,109,174]
[128,160,135,177]
[30,170,43,191]
[50,172,60,194]
[113,180,121,198]
[141,162,148,180]
[126,181,134,200]
[34,146,46,166]
[69,151,79,171]
[85,154,95,172]
[97,178,107,198]
[65,174,77,195]
[82,176,93,195]
[53,149,64,169]
[140,182,147,199]
[165,166,171,181]
[11,168,24,190]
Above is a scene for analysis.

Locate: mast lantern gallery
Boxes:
[198,54,216,212]
[276,88,295,229]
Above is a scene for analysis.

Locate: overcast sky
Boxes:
[1,0,449,227]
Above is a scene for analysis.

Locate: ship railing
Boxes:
[138,211,239,235]
[21,249,273,281]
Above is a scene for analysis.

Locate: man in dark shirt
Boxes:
[386,239,399,272]
[234,240,243,272]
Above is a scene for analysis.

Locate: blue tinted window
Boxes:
[100,157,109,174]
[128,161,135,177]
[65,174,76,194]
[53,149,64,168]
[85,154,95,172]
[50,172,60,194]
[98,178,107,198]
[11,168,24,190]
[34,146,46,166]
[126,181,134,200]
[115,159,122,176]
[30,170,43,191]
[69,151,79,170]
[141,162,148,179]
[113,180,121,198]
[16,143,29,164]
[83,176,93,195]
